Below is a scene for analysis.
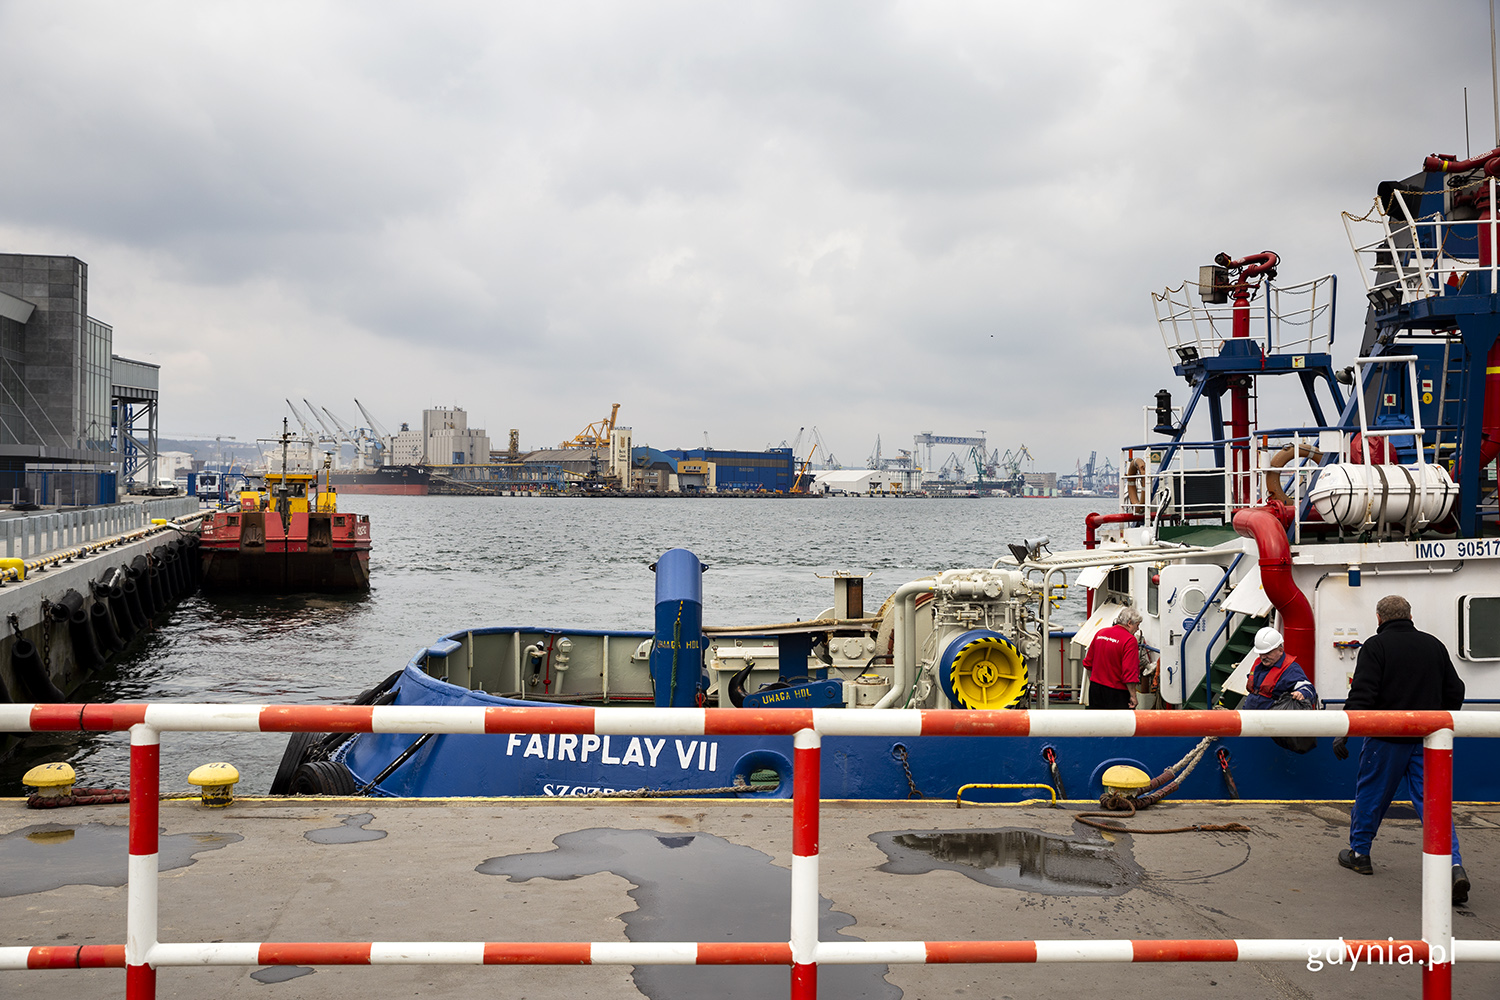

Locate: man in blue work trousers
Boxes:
[1334,595,1469,904]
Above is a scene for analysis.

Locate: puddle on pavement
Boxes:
[871,827,1142,896]
[0,824,242,897]
[477,828,899,1000]
[304,813,387,845]
[250,966,315,984]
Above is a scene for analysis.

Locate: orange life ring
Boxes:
[1265,444,1322,505]
[1124,458,1148,510]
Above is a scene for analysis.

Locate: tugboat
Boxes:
[282,146,1500,801]
[199,422,371,592]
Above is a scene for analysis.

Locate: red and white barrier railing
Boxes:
[2,704,1497,1000]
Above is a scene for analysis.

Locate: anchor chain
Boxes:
[39,600,53,672]
[893,744,923,799]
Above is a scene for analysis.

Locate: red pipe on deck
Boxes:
[1232,502,1314,670]
[1084,512,1143,550]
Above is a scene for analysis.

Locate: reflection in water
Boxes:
[0,823,242,896]
[26,828,76,845]
[478,828,899,1000]
[872,827,1141,896]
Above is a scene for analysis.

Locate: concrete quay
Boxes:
[2,796,1497,998]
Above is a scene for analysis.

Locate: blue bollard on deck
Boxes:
[651,548,704,707]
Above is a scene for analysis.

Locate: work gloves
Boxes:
[1332,736,1349,761]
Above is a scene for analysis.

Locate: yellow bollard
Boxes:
[187,763,240,807]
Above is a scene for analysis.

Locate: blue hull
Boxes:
[339,665,1500,801]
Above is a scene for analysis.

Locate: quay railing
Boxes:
[0,498,199,563]
[1,703,1497,999]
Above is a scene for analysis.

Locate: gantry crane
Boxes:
[560,403,621,449]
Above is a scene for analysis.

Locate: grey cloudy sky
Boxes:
[0,1,1491,472]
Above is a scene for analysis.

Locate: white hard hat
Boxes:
[1252,626,1284,655]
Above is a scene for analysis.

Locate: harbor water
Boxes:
[2,495,1105,795]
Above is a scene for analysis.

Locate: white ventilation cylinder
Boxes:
[1307,463,1457,528]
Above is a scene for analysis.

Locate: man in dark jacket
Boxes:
[1335,595,1468,904]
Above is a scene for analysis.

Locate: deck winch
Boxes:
[925,568,1042,710]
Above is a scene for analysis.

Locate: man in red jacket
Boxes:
[1083,607,1142,710]
[1335,595,1468,905]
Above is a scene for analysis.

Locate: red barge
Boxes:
[199,466,371,591]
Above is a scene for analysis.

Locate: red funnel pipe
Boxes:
[1217,252,1279,506]
[1232,502,1314,672]
[1084,511,1143,550]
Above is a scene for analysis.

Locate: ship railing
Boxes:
[1118,422,1459,540]
[1343,177,1500,305]
[1,703,1495,1000]
[1151,274,1336,361]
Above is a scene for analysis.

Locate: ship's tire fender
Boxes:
[11,638,64,702]
[121,579,149,632]
[290,759,358,796]
[90,600,127,653]
[1265,444,1323,506]
[68,607,105,672]
[49,589,85,621]
[1124,458,1148,510]
[108,585,139,641]
[270,732,317,796]
[352,669,405,707]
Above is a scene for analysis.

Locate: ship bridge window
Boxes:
[1459,596,1500,660]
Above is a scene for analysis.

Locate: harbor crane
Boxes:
[913,432,987,479]
[321,406,382,470]
[790,444,818,493]
[285,400,332,466]
[560,403,620,449]
[354,399,392,440]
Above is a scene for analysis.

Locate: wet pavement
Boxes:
[1,796,1497,997]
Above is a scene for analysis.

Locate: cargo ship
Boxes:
[329,464,429,495]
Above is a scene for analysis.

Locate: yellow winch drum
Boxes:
[938,629,1029,710]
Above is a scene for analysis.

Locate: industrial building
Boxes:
[389,406,491,467]
[0,253,161,502]
[623,445,793,493]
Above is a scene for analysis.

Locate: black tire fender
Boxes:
[270,732,316,795]
[290,759,357,795]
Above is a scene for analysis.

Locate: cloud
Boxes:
[0,0,1490,469]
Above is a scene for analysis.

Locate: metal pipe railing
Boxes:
[1,702,1496,1000]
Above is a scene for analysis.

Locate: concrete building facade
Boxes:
[424,407,490,466]
[0,254,119,496]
